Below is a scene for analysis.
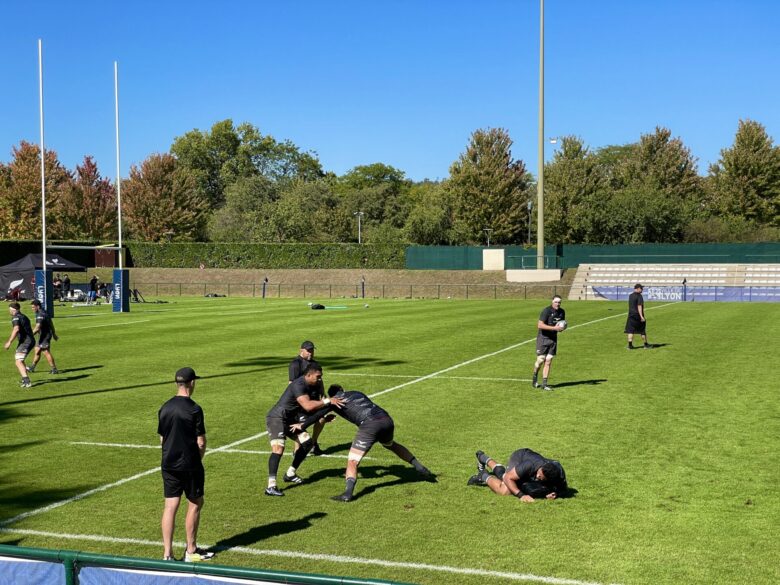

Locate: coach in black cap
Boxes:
[158,367,214,562]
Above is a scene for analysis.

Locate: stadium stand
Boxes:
[569,264,780,301]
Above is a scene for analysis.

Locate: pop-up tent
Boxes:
[0,253,86,300]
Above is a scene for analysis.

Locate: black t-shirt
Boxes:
[508,448,567,492]
[268,377,312,422]
[300,390,389,429]
[538,306,566,341]
[63,277,71,291]
[35,310,53,338]
[288,356,310,382]
[158,396,206,471]
[11,312,34,346]
[89,277,98,292]
[628,292,644,317]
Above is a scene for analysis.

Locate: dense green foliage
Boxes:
[2,118,778,245]
[0,298,778,585]
[125,241,405,269]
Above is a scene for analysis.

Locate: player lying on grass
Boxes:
[467,448,567,502]
[290,384,433,502]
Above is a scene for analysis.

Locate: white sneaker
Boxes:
[184,548,214,562]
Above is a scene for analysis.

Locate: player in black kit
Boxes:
[625,283,651,349]
[532,295,566,391]
[264,363,344,496]
[467,448,567,502]
[288,340,326,455]
[27,299,59,374]
[292,384,433,502]
[4,302,34,387]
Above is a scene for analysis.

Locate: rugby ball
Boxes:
[556,320,568,332]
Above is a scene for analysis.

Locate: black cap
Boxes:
[634,283,644,289]
[175,367,201,383]
[301,341,315,351]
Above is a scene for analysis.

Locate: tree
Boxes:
[709,119,780,227]
[171,119,324,207]
[403,181,454,244]
[336,163,413,232]
[446,128,531,244]
[0,141,70,239]
[50,156,117,239]
[122,154,208,241]
[207,175,279,242]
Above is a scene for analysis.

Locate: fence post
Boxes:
[63,553,76,585]
[156,283,159,296]
[494,285,497,299]
[382,284,385,298]
[179,283,182,296]
[303,284,306,298]
[409,285,412,298]
[466,285,469,300]
[204,283,206,296]
[227,283,230,297]
[253,283,256,297]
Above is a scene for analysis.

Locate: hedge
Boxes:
[124,242,406,269]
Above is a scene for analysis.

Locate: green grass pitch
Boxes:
[0,297,778,585]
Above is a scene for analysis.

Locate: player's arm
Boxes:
[197,434,206,459]
[293,405,334,431]
[296,393,344,412]
[51,321,58,340]
[3,325,19,349]
[32,321,41,335]
[638,302,646,321]
[537,320,562,332]
[502,467,533,501]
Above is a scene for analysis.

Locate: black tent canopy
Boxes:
[0,253,86,300]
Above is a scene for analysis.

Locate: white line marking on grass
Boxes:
[0,528,624,585]
[68,442,374,460]
[78,320,151,329]
[333,372,533,382]
[4,303,678,527]
[368,302,678,399]
[0,431,268,528]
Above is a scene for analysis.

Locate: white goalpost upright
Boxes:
[112,60,130,312]
[35,39,55,316]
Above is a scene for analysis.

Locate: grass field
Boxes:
[0,296,778,585]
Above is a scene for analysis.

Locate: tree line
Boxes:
[0,118,777,245]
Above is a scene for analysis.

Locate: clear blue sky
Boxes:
[2,1,778,182]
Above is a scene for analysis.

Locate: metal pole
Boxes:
[536,0,545,270]
[114,61,124,269]
[38,40,47,268]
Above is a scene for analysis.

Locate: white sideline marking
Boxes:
[78,320,151,329]
[0,431,268,528]
[2,303,677,527]
[68,442,374,460]
[334,372,533,382]
[0,528,624,585]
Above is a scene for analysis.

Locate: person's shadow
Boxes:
[211,512,327,551]
[552,379,607,389]
[645,343,670,349]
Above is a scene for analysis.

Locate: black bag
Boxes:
[311,303,325,310]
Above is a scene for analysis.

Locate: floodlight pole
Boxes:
[114,61,124,270]
[536,0,545,270]
[354,211,365,244]
[38,39,47,268]
[483,228,492,247]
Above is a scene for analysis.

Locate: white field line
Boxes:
[0,527,624,585]
[78,320,151,329]
[334,372,533,382]
[2,303,677,528]
[68,442,375,460]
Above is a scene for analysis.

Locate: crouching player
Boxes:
[467,448,567,502]
[292,384,433,502]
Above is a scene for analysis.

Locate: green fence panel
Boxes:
[405,246,484,270]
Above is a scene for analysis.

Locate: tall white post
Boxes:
[38,39,47,267]
[114,61,124,269]
[536,0,545,270]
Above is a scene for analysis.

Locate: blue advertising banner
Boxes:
[33,270,54,317]
[0,556,64,585]
[592,286,780,303]
[113,269,130,313]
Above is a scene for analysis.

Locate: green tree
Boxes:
[207,175,279,242]
[336,163,412,232]
[122,154,208,241]
[403,181,453,244]
[50,156,117,239]
[171,119,323,207]
[446,128,531,244]
[708,119,780,226]
[0,141,70,239]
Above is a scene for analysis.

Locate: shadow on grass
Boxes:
[0,407,34,424]
[288,464,436,501]
[212,512,327,550]
[0,440,47,455]
[0,479,93,525]
[224,355,406,371]
[0,364,284,407]
[32,374,91,387]
[56,365,104,374]
[314,442,352,456]
[646,343,671,349]
[553,379,608,389]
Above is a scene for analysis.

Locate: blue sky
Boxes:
[2,1,778,182]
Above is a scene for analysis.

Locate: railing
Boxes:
[0,544,410,585]
[130,282,569,300]
[582,284,780,302]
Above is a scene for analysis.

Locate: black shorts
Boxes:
[37,335,53,350]
[266,415,305,443]
[15,342,33,359]
[536,337,557,357]
[352,416,394,452]
[625,316,646,334]
[162,467,204,500]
